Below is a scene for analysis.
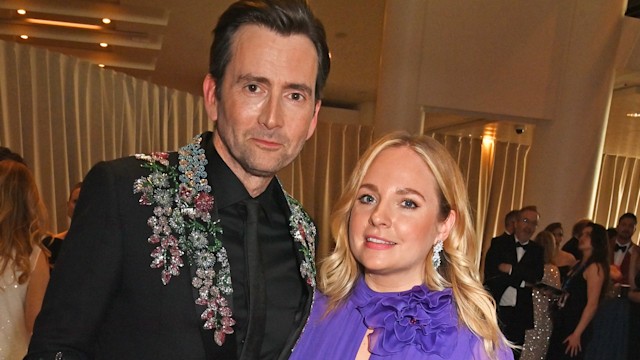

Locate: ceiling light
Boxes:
[626,113,640,117]
[25,18,103,30]
[20,34,28,39]
[99,42,108,48]
[102,18,111,24]
[17,9,27,15]
[98,64,105,68]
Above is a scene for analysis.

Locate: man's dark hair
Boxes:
[0,146,26,165]
[504,209,519,227]
[618,212,637,225]
[209,0,331,101]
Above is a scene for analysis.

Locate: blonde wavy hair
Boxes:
[0,160,48,285]
[319,132,509,358]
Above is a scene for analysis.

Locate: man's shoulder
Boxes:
[92,151,179,175]
[490,233,513,246]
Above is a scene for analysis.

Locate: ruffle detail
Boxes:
[353,278,459,358]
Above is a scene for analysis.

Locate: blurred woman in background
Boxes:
[521,231,561,360]
[0,160,50,359]
[544,222,577,283]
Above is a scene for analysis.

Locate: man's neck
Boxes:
[213,133,272,197]
[515,235,528,245]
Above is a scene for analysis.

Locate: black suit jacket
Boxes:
[483,234,544,329]
[27,134,316,360]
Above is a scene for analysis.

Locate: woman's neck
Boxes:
[363,273,423,293]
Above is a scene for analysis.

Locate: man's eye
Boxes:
[247,84,259,92]
[290,93,304,101]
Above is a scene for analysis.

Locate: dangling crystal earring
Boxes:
[432,238,444,269]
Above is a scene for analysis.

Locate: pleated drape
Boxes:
[431,134,530,273]
[594,154,640,227]
[0,40,211,233]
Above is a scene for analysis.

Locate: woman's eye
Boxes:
[401,199,417,208]
[357,194,375,204]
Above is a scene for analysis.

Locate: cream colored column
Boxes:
[373,0,427,138]
[523,0,626,230]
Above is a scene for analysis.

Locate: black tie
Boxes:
[239,199,266,360]
[615,244,628,252]
[516,242,529,250]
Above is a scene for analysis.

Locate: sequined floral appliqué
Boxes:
[133,134,317,346]
[284,194,317,288]
[134,136,233,346]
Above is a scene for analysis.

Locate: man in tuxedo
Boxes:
[484,205,544,359]
[610,212,638,285]
[26,1,329,359]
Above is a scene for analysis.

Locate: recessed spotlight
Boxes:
[626,113,640,118]
[20,34,29,40]
[98,64,105,68]
[99,42,109,48]
[102,18,111,24]
[17,9,26,15]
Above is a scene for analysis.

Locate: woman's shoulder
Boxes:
[583,261,606,279]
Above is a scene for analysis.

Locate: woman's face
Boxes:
[348,146,450,290]
[578,225,593,253]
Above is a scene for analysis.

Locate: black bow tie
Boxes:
[615,244,628,252]
[516,242,529,250]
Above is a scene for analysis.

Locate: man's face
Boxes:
[515,209,539,243]
[616,217,637,243]
[204,25,321,181]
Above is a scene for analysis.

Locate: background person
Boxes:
[484,206,545,359]
[291,132,513,359]
[546,222,609,360]
[521,231,561,360]
[544,222,577,283]
[608,213,638,285]
[0,160,50,359]
[561,219,591,262]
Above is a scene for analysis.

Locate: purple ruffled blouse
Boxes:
[290,278,514,359]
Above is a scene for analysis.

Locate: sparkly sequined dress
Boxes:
[0,247,42,360]
[520,264,560,360]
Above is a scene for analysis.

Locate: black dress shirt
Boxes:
[206,141,306,359]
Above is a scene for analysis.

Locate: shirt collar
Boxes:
[205,131,288,221]
[514,236,529,246]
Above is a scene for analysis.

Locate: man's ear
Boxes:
[203,74,218,122]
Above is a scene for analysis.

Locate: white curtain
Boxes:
[431,134,530,271]
[0,39,210,233]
